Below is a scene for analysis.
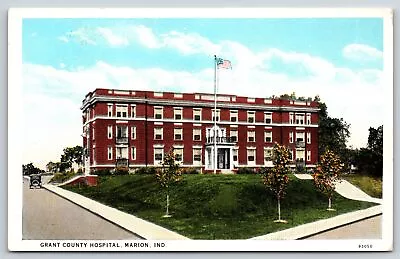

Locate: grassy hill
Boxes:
[64,174,377,239]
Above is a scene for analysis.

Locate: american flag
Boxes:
[217,58,232,69]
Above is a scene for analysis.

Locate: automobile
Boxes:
[29,174,42,189]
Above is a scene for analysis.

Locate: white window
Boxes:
[307,150,311,162]
[247,149,256,165]
[230,129,238,142]
[247,111,255,123]
[174,128,183,140]
[289,131,294,143]
[289,149,294,161]
[307,132,311,144]
[116,147,128,159]
[233,149,238,163]
[154,148,163,164]
[154,128,163,140]
[174,107,183,120]
[193,109,201,121]
[193,128,201,141]
[265,131,272,143]
[131,105,136,118]
[154,107,163,119]
[131,147,136,160]
[107,147,113,160]
[116,105,128,118]
[265,112,272,124]
[230,110,238,122]
[264,148,273,163]
[108,104,113,117]
[296,132,305,143]
[174,148,183,162]
[107,125,112,139]
[92,127,95,140]
[248,131,255,142]
[212,109,220,122]
[193,148,202,165]
[295,113,305,125]
[289,112,294,124]
[131,126,136,140]
[116,125,128,139]
[306,113,311,125]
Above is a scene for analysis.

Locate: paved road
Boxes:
[23,177,142,240]
[304,215,382,239]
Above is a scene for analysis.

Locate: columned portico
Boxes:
[204,125,236,172]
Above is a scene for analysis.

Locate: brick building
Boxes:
[81,89,319,173]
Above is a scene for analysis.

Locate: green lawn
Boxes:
[344,174,382,198]
[64,174,377,239]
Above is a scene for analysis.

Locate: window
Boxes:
[230,110,238,122]
[107,147,113,160]
[247,149,256,165]
[131,126,136,140]
[131,105,136,118]
[233,149,238,162]
[108,104,113,117]
[212,109,220,122]
[116,147,128,159]
[296,132,305,142]
[295,113,305,125]
[174,128,183,140]
[116,125,128,138]
[154,128,163,140]
[306,113,311,125]
[131,147,136,160]
[289,149,294,161]
[230,129,238,142]
[307,150,311,162]
[154,107,163,119]
[193,109,201,121]
[193,128,201,141]
[307,132,311,144]
[116,105,128,118]
[92,127,95,140]
[248,131,255,142]
[154,148,163,163]
[193,148,202,164]
[289,131,294,143]
[264,148,273,162]
[265,131,272,142]
[289,112,294,124]
[107,125,112,139]
[174,107,182,120]
[247,111,255,123]
[174,148,183,162]
[265,112,272,124]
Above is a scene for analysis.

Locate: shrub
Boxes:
[49,170,76,183]
[114,167,129,175]
[237,167,256,174]
[135,167,157,175]
[181,167,200,174]
[93,169,112,176]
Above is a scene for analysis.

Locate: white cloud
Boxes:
[131,25,161,48]
[64,28,97,45]
[58,36,69,43]
[342,43,383,62]
[96,27,129,47]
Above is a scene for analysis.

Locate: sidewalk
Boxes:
[43,184,190,240]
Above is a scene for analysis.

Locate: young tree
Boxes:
[60,145,84,171]
[312,149,343,210]
[260,143,291,223]
[155,149,182,217]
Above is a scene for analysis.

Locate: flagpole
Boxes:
[213,55,217,174]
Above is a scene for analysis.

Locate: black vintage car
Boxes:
[29,174,42,189]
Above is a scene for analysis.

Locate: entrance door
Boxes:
[217,149,230,169]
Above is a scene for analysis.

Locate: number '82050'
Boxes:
[359,244,373,249]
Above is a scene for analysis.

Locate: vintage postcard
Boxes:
[8,8,393,251]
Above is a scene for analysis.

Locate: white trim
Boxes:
[193,145,203,149]
[296,127,305,130]
[153,144,165,148]
[174,122,183,126]
[247,125,255,129]
[116,120,128,124]
[264,126,272,129]
[246,146,257,150]
[173,144,184,148]
[230,124,238,128]
[154,122,163,125]
[131,146,136,160]
[193,123,202,127]
[131,126,136,140]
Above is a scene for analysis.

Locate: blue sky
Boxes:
[21,17,385,168]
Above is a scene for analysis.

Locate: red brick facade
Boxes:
[81,89,319,173]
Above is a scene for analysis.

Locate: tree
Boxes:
[155,149,182,217]
[46,161,59,174]
[312,149,343,210]
[60,145,84,171]
[354,126,383,177]
[260,143,291,223]
[22,163,43,176]
[316,99,350,164]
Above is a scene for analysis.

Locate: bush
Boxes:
[135,167,157,175]
[49,170,76,183]
[115,167,129,175]
[93,169,112,176]
[237,167,256,174]
[181,167,200,174]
